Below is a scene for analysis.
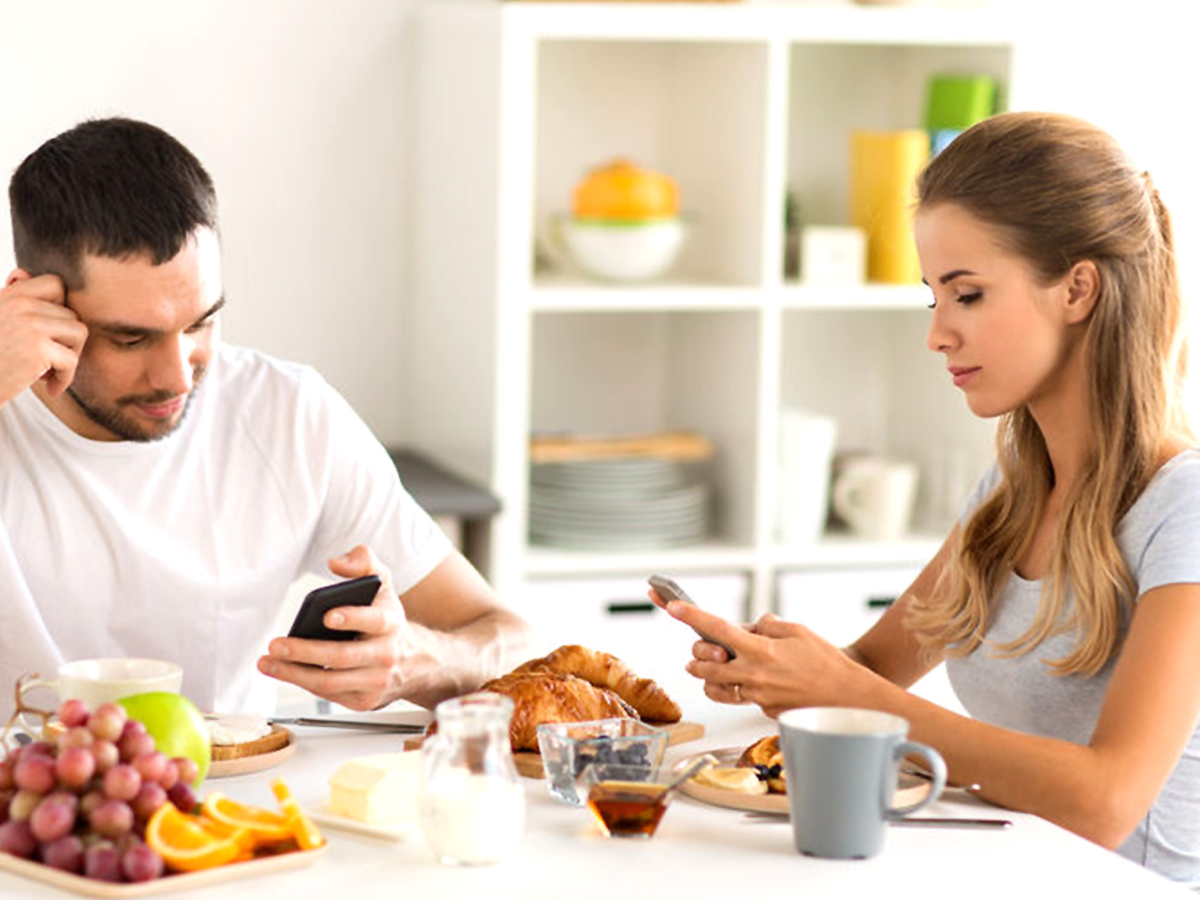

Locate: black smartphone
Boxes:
[648,573,738,659]
[287,575,382,641]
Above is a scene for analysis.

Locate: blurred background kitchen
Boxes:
[1,0,1193,711]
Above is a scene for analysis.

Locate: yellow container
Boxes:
[850,130,930,284]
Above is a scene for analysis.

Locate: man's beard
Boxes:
[65,365,206,443]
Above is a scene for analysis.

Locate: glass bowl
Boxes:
[578,762,678,839]
[536,718,669,806]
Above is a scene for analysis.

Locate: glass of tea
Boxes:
[580,763,675,839]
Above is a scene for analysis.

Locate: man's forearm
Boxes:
[388,609,534,709]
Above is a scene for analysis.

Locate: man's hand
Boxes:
[258,544,530,711]
[259,545,419,710]
[0,272,87,407]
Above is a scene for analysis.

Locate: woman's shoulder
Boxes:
[1120,446,1200,537]
[1122,447,1200,592]
[1144,446,1200,495]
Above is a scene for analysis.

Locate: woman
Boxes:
[657,112,1200,884]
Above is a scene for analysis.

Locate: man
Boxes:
[0,117,530,718]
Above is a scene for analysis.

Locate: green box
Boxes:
[925,75,997,131]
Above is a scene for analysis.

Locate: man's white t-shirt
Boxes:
[0,344,451,717]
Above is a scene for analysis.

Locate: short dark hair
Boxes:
[9,117,218,289]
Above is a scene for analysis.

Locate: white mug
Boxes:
[20,657,183,712]
[832,458,918,541]
[776,409,838,545]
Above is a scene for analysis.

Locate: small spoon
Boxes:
[663,753,720,793]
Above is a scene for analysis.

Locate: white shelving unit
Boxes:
[408,3,1020,646]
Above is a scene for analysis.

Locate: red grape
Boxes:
[167,780,197,813]
[9,789,41,821]
[0,758,15,791]
[131,782,167,821]
[172,756,198,788]
[58,698,90,729]
[103,764,142,802]
[84,841,122,882]
[91,739,119,774]
[30,794,77,843]
[132,751,168,784]
[121,842,164,882]
[79,789,106,819]
[119,732,155,763]
[41,833,85,873]
[14,754,56,794]
[58,725,95,751]
[0,819,37,858]
[158,759,180,791]
[88,704,126,743]
[89,799,134,839]
[55,745,96,789]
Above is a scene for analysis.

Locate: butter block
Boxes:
[328,751,422,824]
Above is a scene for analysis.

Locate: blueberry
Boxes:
[573,750,596,777]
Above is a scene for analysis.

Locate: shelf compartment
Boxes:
[531,309,762,550]
[523,541,757,579]
[777,307,995,535]
[785,41,1012,243]
[533,39,771,288]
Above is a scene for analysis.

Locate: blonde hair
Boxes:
[907,112,1190,676]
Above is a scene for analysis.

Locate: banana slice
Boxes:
[692,766,768,795]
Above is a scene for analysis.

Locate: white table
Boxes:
[3,706,1191,899]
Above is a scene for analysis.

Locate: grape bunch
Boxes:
[0,698,200,883]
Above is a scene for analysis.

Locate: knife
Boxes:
[742,812,1012,828]
[269,717,428,734]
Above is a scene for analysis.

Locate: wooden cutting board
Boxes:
[404,720,705,779]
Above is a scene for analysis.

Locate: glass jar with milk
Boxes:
[418,692,525,865]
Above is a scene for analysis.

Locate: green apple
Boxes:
[117,692,212,786]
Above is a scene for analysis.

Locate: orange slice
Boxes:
[145,802,245,872]
[271,778,324,851]
[202,792,292,844]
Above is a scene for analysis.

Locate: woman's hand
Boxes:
[663,601,867,718]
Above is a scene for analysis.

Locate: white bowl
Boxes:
[555,217,687,282]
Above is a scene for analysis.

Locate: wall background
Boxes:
[0,0,426,442]
[0,0,1194,444]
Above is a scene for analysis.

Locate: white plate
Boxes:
[208,727,296,778]
[673,747,929,815]
[308,805,415,842]
[0,842,325,897]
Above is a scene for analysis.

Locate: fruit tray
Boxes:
[0,842,326,898]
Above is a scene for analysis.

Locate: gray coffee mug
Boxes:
[778,706,947,859]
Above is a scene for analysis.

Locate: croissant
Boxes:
[737,734,786,793]
[481,671,636,751]
[513,644,682,724]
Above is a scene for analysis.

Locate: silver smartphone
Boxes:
[648,574,738,659]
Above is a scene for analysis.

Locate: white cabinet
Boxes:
[408,3,1018,624]
[778,567,964,714]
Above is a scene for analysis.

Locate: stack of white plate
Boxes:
[529,458,710,550]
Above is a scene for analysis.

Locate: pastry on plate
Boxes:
[465,645,681,752]
[208,713,290,761]
[737,734,787,793]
